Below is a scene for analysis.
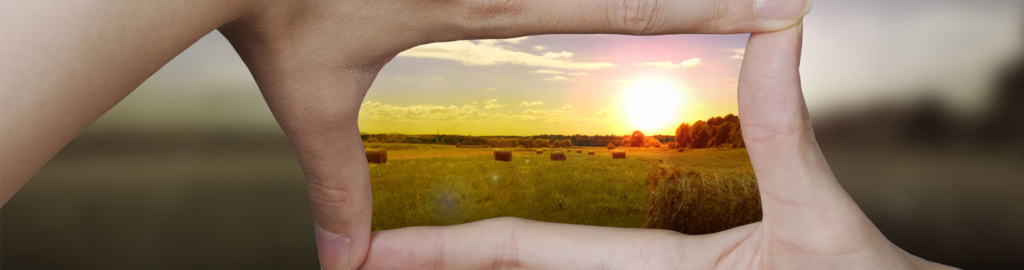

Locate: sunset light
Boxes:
[355,35,748,136]
[624,77,684,133]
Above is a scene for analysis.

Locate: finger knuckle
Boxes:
[608,0,662,35]
[306,179,358,210]
[740,115,812,145]
[708,0,743,32]
[488,217,525,269]
[471,0,526,16]
[452,0,527,33]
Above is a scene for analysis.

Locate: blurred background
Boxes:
[3,0,1023,269]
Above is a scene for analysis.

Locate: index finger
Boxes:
[440,0,812,40]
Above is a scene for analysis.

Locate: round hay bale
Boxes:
[536,149,544,154]
[366,148,388,164]
[494,149,512,162]
[612,150,626,159]
[588,150,595,155]
[576,150,583,154]
[550,151,566,161]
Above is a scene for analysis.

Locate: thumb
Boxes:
[223,27,380,270]
[251,67,377,270]
[737,22,866,246]
[737,23,948,269]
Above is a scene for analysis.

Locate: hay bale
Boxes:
[366,148,388,164]
[576,150,582,153]
[494,149,512,162]
[588,150,595,155]
[550,151,566,161]
[536,149,544,154]
[612,150,626,159]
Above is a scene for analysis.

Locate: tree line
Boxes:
[360,114,745,149]
[361,133,637,147]
[675,114,744,149]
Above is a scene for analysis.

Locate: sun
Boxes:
[624,77,684,133]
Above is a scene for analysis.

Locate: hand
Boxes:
[351,24,955,269]
[215,0,812,269]
[4,0,812,269]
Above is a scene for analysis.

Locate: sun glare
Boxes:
[624,77,684,133]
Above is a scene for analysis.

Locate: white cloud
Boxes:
[596,107,624,117]
[519,101,545,107]
[729,48,745,60]
[477,37,527,46]
[568,72,589,76]
[429,76,443,80]
[533,45,545,51]
[543,51,574,59]
[680,58,702,68]
[398,41,613,70]
[521,104,576,119]
[544,76,572,81]
[637,61,680,69]
[477,39,500,46]
[483,99,506,109]
[530,70,564,74]
[484,87,496,91]
[359,100,593,125]
[636,59,701,69]
[503,37,528,44]
[359,101,484,122]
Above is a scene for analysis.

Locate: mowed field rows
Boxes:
[367,144,762,234]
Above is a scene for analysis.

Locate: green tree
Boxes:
[729,123,744,148]
[645,137,662,148]
[675,123,691,148]
[712,122,733,147]
[630,130,646,147]
[689,121,710,148]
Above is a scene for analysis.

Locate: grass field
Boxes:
[367,144,762,234]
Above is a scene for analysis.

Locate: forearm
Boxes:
[0,0,254,205]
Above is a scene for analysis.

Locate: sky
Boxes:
[92,0,1024,136]
[359,34,747,135]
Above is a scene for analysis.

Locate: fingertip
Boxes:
[316,224,352,270]
[755,0,813,20]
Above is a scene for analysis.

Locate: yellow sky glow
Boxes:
[624,77,686,134]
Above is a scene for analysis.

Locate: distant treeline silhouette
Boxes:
[813,52,1024,150]
[360,114,748,149]
[360,133,664,147]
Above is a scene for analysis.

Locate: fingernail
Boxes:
[756,0,812,20]
[315,224,351,270]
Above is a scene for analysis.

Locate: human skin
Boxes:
[356,24,957,270]
[1,0,951,269]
